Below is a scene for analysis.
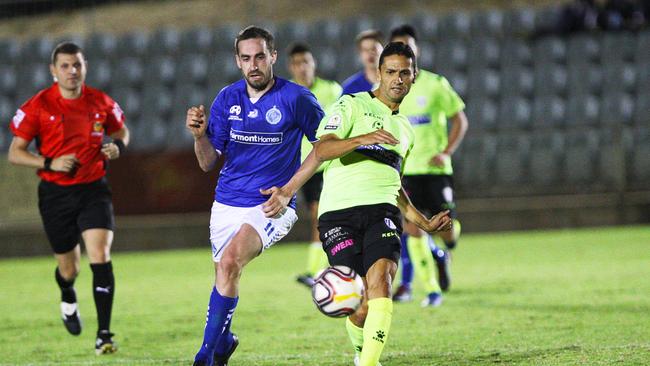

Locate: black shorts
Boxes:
[301,172,323,204]
[38,177,115,254]
[318,203,402,277]
[402,175,457,219]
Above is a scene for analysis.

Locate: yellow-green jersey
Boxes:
[298,77,342,172]
[399,70,465,176]
[316,92,415,217]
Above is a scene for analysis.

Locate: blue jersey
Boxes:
[341,71,373,95]
[207,77,324,208]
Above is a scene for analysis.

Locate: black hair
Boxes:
[234,25,275,54]
[51,42,83,65]
[390,24,418,42]
[378,41,417,72]
[287,42,311,57]
[355,29,384,47]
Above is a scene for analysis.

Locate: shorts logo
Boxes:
[265,105,282,125]
[324,114,341,130]
[384,218,396,230]
[248,109,259,118]
[442,187,453,203]
[12,109,25,129]
[229,129,283,145]
[330,239,354,256]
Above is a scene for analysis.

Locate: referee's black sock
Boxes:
[55,267,77,304]
[90,262,115,333]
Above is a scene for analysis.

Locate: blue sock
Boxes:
[400,234,413,287]
[194,287,239,363]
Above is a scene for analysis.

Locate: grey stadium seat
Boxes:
[597,129,625,187]
[634,92,650,125]
[0,66,17,96]
[418,41,435,72]
[142,85,173,118]
[439,12,471,40]
[567,63,602,97]
[276,20,310,46]
[635,30,650,64]
[178,54,209,85]
[111,57,144,89]
[567,93,600,126]
[534,36,566,65]
[22,37,55,63]
[467,67,500,100]
[207,50,240,87]
[213,23,243,51]
[600,32,636,66]
[152,28,181,56]
[628,128,650,186]
[85,59,112,90]
[471,10,505,38]
[131,116,168,151]
[17,63,49,92]
[500,65,534,98]
[181,26,214,53]
[603,62,636,94]
[173,84,209,111]
[445,72,468,100]
[469,37,500,69]
[378,14,409,36]
[498,96,532,130]
[340,16,377,43]
[534,63,567,96]
[454,133,497,187]
[412,13,439,42]
[495,134,531,185]
[0,39,21,64]
[307,19,342,47]
[144,56,176,87]
[116,32,150,57]
[529,131,565,186]
[111,87,141,120]
[84,33,118,60]
[435,40,468,74]
[567,34,599,66]
[600,92,634,125]
[465,97,498,130]
[500,39,533,68]
[563,131,599,184]
[0,96,14,125]
[532,95,566,129]
[503,7,536,37]
[311,47,338,80]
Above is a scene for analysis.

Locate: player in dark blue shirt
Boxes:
[185,26,324,366]
[341,29,385,95]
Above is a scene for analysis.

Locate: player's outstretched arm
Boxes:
[186,105,219,172]
[397,187,452,233]
[8,137,78,172]
[314,130,399,162]
[261,144,323,218]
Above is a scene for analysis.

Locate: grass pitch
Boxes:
[0,226,649,365]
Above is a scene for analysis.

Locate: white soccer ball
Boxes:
[312,265,364,318]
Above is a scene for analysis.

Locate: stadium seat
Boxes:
[600,92,634,125]
[563,131,599,184]
[165,114,195,150]
[529,131,564,186]
[600,32,636,66]
[435,40,468,72]
[116,32,150,57]
[534,63,567,96]
[439,12,471,40]
[534,5,562,33]
[307,19,343,47]
[465,97,498,131]
[17,63,49,93]
[213,23,243,50]
[142,85,173,118]
[567,63,602,97]
[111,57,144,89]
[311,47,338,79]
[417,41,435,71]
[111,87,141,120]
[567,34,599,65]
[635,30,650,64]
[276,20,310,46]
[467,67,500,100]
[597,129,625,187]
[500,65,534,98]
[84,33,118,61]
[181,26,214,53]
[377,14,409,35]
[0,39,21,64]
[635,58,649,94]
[178,54,209,85]
[85,59,112,90]
[336,48,360,82]
[498,96,532,130]
[131,116,169,151]
[411,13,439,42]
[207,49,240,87]
[144,56,176,87]
[495,134,531,185]
[634,92,650,125]
[0,96,13,124]
[445,72,468,100]
[173,84,210,112]
[532,95,566,129]
[603,62,637,94]
[500,38,533,68]
[151,28,181,55]
[471,9,504,38]
[503,7,536,37]
[340,16,377,43]
[567,93,600,126]
[628,128,650,185]
[469,37,500,69]
[454,133,497,187]
[534,36,566,65]
[0,66,17,96]
[21,37,54,63]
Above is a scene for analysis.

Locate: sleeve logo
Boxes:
[12,109,26,129]
[324,114,341,130]
[112,103,124,121]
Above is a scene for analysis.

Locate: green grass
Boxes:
[1,226,649,365]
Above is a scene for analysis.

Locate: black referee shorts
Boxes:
[318,203,402,277]
[402,174,457,219]
[38,177,115,254]
[301,172,323,204]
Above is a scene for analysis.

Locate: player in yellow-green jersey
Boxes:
[261,43,452,366]
[390,25,469,305]
[287,42,343,288]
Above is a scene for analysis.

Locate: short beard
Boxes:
[245,73,273,91]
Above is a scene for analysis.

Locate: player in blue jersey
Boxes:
[341,30,384,95]
[185,26,324,366]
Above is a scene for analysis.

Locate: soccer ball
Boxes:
[312,265,364,318]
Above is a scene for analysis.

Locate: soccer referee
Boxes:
[7,42,128,355]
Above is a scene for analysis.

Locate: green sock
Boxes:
[345,317,364,356]
[306,242,326,276]
[359,298,392,366]
[407,235,441,294]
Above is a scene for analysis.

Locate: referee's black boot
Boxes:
[60,301,82,335]
[213,334,239,366]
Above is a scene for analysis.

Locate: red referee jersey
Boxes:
[9,83,125,186]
